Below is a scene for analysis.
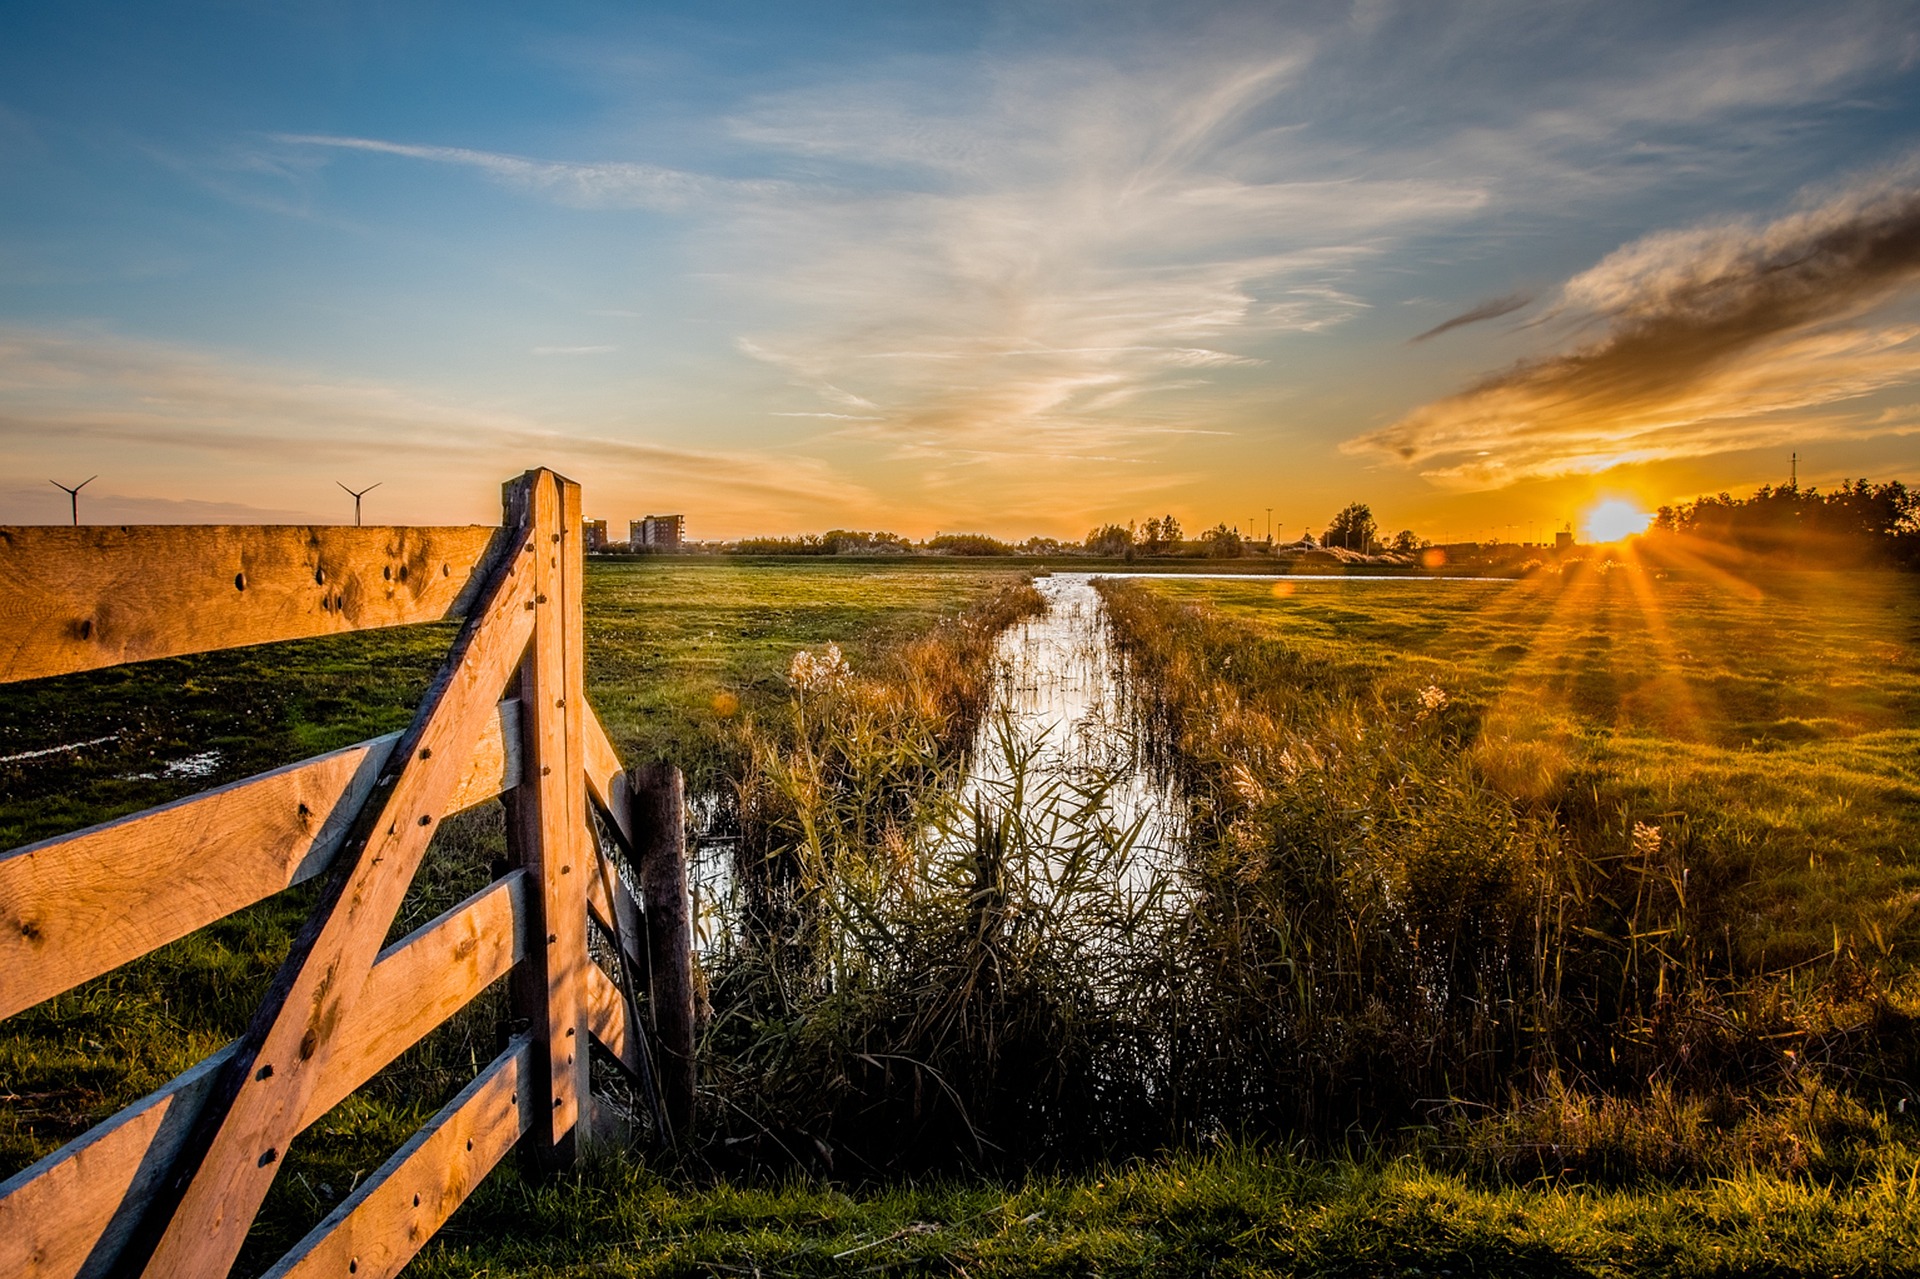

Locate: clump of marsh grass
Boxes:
[700,581,1209,1171]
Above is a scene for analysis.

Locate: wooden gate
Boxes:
[0,468,687,1278]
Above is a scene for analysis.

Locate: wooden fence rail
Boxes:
[0,468,695,1279]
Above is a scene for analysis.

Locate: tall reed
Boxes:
[1094,576,1918,1174]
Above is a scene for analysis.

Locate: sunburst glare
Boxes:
[1583,498,1652,544]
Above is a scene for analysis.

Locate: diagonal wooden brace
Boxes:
[123,472,551,1279]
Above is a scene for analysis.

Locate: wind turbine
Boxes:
[337,481,381,527]
[50,476,96,526]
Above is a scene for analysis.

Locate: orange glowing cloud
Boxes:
[1347,165,1920,488]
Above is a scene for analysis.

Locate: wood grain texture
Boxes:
[499,468,587,1152]
[585,959,642,1080]
[0,869,529,1279]
[132,479,540,1279]
[583,703,634,850]
[0,524,506,684]
[0,700,520,1021]
[505,471,592,1157]
[633,761,698,1141]
[262,1036,533,1279]
[585,847,644,973]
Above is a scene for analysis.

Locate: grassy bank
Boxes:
[412,1141,1920,1277]
[1094,562,1920,1175]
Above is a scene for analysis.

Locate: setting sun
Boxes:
[1583,499,1652,544]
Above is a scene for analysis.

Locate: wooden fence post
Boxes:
[503,469,592,1168]
[630,761,697,1142]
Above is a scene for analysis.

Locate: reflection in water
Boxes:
[953,574,1181,880]
[685,573,1180,951]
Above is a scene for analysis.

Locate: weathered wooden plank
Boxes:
[634,761,698,1141]
[0,700,520,1021]
[262,1036,533,1279]
[0,524,506,684]
[581,703,645,1001]
[0,869,529,1279]
[583,703,633,849]
[131,479,542,1278]
[585,848,642,956]
[585,959,642,1080]
[504,472,592,1159]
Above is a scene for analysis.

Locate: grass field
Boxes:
[408,1141,1920,1278]
[1091,562,1920,1178]
[7,555,1920,1276]
[1126,565,1920,970]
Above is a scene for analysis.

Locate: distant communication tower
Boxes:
[49,475,96,526]
[337,481,381,527]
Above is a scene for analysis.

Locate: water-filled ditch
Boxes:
[683,571,1183,948]
[683,570,1491,948]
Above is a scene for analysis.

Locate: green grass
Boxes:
[1130,566,1920,970]
[581,559,1036,793]
[1084,563,1920,1173]
[408,1141,1920,1277]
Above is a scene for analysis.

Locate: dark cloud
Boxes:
[1349,168,1920,484]
[1409,292,1534,343]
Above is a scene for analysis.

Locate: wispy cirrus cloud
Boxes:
[0,327,865,524]
[1347,163,1920,486]
[157,1,1920,525]
[275,47,1487,503]
[270,133,787,210]
[708,50,1488,492]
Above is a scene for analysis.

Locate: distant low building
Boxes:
[631,514,685,549]
[1555,529,1575,551]
[582,518,608,551]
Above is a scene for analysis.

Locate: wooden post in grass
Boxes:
[631,760,697,1142]
[503,469,594,1167]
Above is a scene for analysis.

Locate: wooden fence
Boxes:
[0,468,695,1278]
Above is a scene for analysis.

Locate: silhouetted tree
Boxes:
[1324,502,1377,552]
[1651,479,1918,564]
[1086,523,1133,556]
[1137,514,1182,554]
[1199,522,1244,558]
[926,533,1012,556]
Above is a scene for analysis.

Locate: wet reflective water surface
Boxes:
[685,572,1183,947]
[954,573,1183,870]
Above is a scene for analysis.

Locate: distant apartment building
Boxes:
[630,514,685,549]
[582,518,608,551]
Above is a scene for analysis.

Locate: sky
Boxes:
[2,0,1918,541]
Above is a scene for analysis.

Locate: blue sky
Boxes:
[3,0,1918,538]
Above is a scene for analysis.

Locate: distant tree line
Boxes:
[1650,479,1918,564]
[1085,515,1185,557]
[718,502,1440,559]
[732,529,914,555]
[925,533,1012,556]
